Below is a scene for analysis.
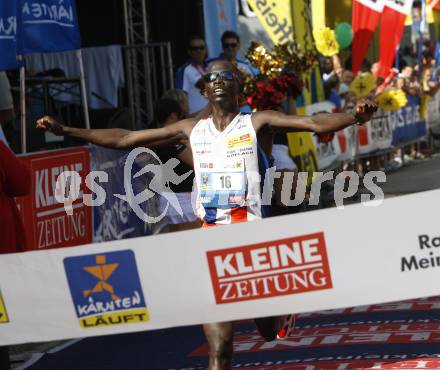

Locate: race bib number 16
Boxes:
[199,159,246,208]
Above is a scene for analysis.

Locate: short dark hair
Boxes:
[188,35,205,47]
[154,98,182,126]
[221,30,240,44]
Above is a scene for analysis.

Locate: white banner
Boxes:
[1,189,440,345]
[356,0,385,13]
[370,108,394,150]
[383,0,414,15]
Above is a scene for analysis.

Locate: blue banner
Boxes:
[389,94,427,146]
[0,1,20,71]
[203,0,237,58]
[89,145,159,243]
[435,34,440,71]
[20,0,80,54]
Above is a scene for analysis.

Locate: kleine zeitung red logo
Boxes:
[207,232,333,304]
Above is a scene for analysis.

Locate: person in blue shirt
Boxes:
[324,74,342,111]
[208,30,257,77]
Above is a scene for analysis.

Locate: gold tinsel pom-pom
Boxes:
[272,43,318,76]
[246,41,318,78]
[350,72,376,99]
[313,27,339,57]
[377,89,408,111]
[246,41,283,79]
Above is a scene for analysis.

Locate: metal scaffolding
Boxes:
[123,0,174,129]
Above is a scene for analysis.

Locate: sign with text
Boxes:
[17,147,92,250]
[0,189,440,345]
[21,0,80,54]
[207,232,333,304]
[389,95,427,145]
[0,1,20,70]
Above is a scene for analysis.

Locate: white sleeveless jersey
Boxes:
[190,113,271,225]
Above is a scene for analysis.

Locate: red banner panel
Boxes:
[17,147,92,251]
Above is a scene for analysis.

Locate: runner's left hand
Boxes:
[354,99,377,124]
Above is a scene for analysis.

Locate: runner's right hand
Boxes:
[36,116,65,136]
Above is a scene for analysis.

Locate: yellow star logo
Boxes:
[83,255,120,301]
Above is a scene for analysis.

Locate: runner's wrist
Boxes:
[353,114,362,125]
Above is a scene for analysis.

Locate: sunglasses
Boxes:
[223,42,238,48]
[203,70,234,83]
[190,46,205,51]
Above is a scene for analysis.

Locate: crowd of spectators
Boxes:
[320,43,440,172]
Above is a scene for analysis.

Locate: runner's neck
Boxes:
[211,106,240,132]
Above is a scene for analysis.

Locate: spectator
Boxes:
[421,66,440,97]
[0,140,31,370]
[162,89,189,117]
[324,75,342,110]
[341,70,354,85]
[406,67,422,97]
[322,57,335,82]
[371,62,380,78]
[338,67,352,98]
[400,65,414,80]
[175,36,208,114]
[0,72,15,148]
[209,30,256,76]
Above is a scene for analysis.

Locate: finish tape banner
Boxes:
[1,189,440,345]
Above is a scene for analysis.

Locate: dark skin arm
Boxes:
[252,100,377,134]
[36,116,196,149]
[176,147,194,167]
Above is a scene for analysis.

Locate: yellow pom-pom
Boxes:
[350,72,376,98]
[377,89,408,111]
[313,27,339,57]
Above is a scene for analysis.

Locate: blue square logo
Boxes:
[64,250,149,328]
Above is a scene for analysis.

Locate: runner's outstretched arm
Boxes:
[36,116,193,149]
[252,99,377,134]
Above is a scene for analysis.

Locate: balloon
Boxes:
[335,22,353,49]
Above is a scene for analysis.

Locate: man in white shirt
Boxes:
[176,36,208,114]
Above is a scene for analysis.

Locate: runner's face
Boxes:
[204,63,239,103]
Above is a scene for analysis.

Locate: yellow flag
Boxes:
[287,132,319,178]
[247,0,324,104]
[311,0,326,32]
[246,0,295,44]
[286,106,319,179]
[292,0,325,105]
[0,291,9,323]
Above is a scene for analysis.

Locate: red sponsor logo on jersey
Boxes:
[207,232,332,304]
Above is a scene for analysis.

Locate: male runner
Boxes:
[37,60,377,370]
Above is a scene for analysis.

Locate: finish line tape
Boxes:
[1,190,439,345]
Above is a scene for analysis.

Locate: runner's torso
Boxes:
[189,113,271,225]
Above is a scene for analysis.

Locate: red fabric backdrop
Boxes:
[351,1,382,73]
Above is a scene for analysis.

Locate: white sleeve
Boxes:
[182,66,201,93]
